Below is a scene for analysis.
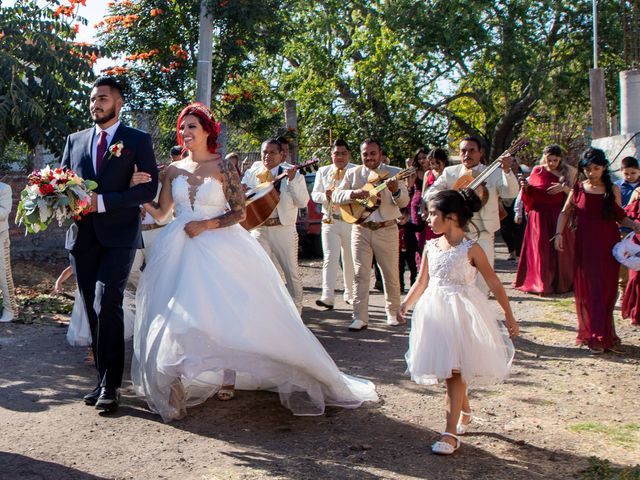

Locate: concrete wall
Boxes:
[1,173,67,261]
[592,133,640,179]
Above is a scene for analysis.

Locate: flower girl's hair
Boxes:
[431,189,482,228]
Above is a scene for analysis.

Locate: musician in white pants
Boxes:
[0,181,16,323]
[333,139,409,331]
[312,139,356,309]
[424,135,519,293]
[242,139,310,313]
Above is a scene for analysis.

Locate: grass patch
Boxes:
[579,457,640,480]
[568,422,640,447]
[549,297,575,314]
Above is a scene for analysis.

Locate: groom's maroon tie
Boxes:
[96,130,107,174]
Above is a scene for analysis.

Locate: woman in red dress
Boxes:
[514,145,576,294]
[418,148,448,247]
[409,148,430,251]
[555,148,640,353]
[621,196,640,325]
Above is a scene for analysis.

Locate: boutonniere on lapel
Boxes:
[108,141,125,158]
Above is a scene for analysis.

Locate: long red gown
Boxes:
[514,167,574,294]
[573,183,625,349]
[621,200,640,325]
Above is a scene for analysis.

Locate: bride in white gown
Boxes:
[131,103,378,422]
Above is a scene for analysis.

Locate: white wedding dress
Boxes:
[132,164,378,422]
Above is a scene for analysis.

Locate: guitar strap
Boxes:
[274,165,284,193]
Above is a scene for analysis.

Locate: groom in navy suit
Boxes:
[61,77,158,413]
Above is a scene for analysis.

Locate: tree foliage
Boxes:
[94,0,286,152]
[0,0,101,160]
[91,0,625,163]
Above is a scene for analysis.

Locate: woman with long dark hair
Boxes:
[555,148,640,353]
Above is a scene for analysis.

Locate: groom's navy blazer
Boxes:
[61,123,159,251]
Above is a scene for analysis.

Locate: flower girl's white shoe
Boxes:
[431,432,460,455]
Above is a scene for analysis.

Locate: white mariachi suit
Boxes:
[0,182,17,322]
[242,161,310,313]
[424,163,519,293]
[333,164,410,325]
[312,163,357,306]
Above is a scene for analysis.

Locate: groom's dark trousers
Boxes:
[62,124,158,389]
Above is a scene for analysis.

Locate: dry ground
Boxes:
[0,242,639,480]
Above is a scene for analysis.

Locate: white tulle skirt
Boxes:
[406,282,514,386]
[132,219,378,422]
[67,289,134,347]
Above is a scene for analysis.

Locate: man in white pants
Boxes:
[242,138,310,313]
[333,139,409,331]
[424,135,519,293]
[0,180,16,323]
[312,139,356,309]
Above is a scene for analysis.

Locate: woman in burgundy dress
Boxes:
[417,148,449,250]
[621,197,640,325]
[555,148,640,353]
[514,145,576,294]
[409,148,430,253]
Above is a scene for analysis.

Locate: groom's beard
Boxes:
[92,107,117,126]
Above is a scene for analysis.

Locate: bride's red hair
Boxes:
[176,103,220,154]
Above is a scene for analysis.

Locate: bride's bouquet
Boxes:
[15,165,97,234]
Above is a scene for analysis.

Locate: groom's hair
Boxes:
[92,76,124,99]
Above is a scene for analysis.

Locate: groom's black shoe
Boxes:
[94,387,121,413]
[83,386,102,406]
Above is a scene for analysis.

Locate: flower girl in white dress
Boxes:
[398,189,519,455]
[130,103,378,422]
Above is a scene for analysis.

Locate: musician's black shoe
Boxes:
[315,299,334,310]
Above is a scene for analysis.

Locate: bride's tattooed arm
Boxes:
[214,158,247,228]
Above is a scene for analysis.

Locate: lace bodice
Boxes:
[172,174,228,220]
[427,238,477,288]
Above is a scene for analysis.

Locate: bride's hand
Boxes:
[184,220,210,238]
[130,164,152,187]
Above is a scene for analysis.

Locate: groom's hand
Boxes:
[88,192,98,212]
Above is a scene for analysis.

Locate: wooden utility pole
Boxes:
[194,0,227,157]
[284,100,298,164]
[195,0,213,107]
[590,0,608,138]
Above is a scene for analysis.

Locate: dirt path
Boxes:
[0,243,638,480]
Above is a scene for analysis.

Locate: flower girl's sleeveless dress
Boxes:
[406,238,515,385]
[132,162,378,422]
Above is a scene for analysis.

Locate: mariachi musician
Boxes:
[424,135,519,293]
[311,139,357,310]
[332,138,409,332]
[241,138,309,313]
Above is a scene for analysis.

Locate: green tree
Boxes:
[387,0,624,159]
[0,0,101,164]
[95,0,286,152]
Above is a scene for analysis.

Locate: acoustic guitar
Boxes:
[451,137,529,205]
[241,159,318,230]
[340,167,415,224]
